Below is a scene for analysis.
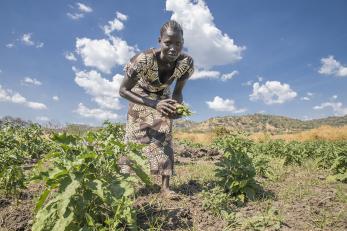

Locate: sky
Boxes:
[1,0,347,125]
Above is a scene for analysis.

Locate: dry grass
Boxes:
[175,125,347,144]
[273,126,347,141]
[251,125,347,142]
[173,131,215,145]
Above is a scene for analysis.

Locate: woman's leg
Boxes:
[162,175,170,191]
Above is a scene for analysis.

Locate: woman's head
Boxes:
[158,20,184,63]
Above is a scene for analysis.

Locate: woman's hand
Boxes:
[155,99,177,116]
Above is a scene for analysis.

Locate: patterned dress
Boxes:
[122,48,194,176]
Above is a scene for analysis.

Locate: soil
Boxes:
[135,177,228,231]
[0,183,43,231]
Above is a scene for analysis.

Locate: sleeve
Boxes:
[180,56,194,81]
[123,52,148,79]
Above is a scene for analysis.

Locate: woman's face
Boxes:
[159,28,183,63]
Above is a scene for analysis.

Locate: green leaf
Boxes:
[35,189,51,212]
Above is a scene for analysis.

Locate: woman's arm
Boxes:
[119,74,157,108]
[172,72,189,103]
[119,73,176,116]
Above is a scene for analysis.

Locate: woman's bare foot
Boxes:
[161,188,180,200]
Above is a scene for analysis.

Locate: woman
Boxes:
[119,20,194,197]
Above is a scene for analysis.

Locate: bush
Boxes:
[32,123,151,230]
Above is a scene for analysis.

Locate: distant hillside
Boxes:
[174,114,347,134]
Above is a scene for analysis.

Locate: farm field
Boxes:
[0,122,346,231]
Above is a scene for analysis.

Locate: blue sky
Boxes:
[1,0,347,125]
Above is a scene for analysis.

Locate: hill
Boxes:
[174,113,347,134]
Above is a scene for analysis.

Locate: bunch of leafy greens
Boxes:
[176,103,193,117]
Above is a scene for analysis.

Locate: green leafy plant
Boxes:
[32,123,151,230]
[214,134,260,203]
[0,123,51,196]
[201,186,232,216]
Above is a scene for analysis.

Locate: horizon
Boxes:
[1,0,347,126]
[2,112,347,128]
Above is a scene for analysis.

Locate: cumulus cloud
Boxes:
[166,0,245,69]
[75,103,118,120]
[76,37,137,73]
[314,101,347,116]
[20,33,44,48]
[318,56,347,77]
[36,42,44,48]
[103,18,125,35]
[103,11,128,35]
[6,43,14,48]
[249,81,297,105]
[67,12,84,20]
[221,71,239,81]
[21,33,34,46]
[77,2,93,13]
[190,69,238,81]
[21,77,42,86]
[0,85,47,109]
[300,92,314,101]
[191,69,220,80]
[36,116,50,122]
[242,80,253,86]
[67,2,93,20]
[52,96,59,101]
[65,52,77,61]
[116,11,128,21]
[74,69,123,110]
[206,96,246,113]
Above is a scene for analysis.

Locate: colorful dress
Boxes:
[122,48,194,176]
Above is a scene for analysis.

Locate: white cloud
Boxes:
[77,2,93,13]
[332,95,338,99]
[6,43,14,48]
[67,12,84,20]
[52,96,59,101]
[249,81,297,105]
[190,69,238,81]
[36,42,44,48]
[300,92,314,101]
[257,76,263,82]
[103,18,124,35]
[314,101,347,116]
[76,37,137,73]
[191,69,220,80]
[67,2,93,20]
[166,0,245,69]
[221,70,239,81]
[21,33,34,46]
[75,103,118,120]
[242,80,253,86]
[65,52,77,61]
[318,56,347,77]
[20,33,43,48]
[300,97,310,101]
[74,69,123,110]
[0,85,47,110]
[36,116,50,122]
[21,77,42,86]
[206,96,246,113]
[116,11,128,21]
[26,102,47,109]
